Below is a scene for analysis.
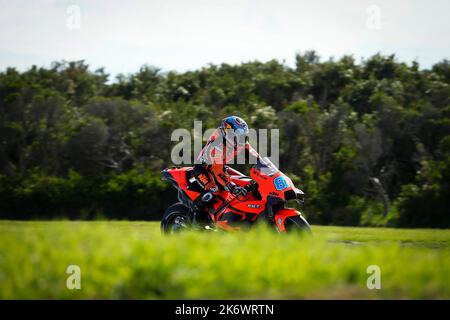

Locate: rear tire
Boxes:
[284,215,312,235]
[161,203,191,235]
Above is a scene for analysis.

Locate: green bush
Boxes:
[0,169,173,220]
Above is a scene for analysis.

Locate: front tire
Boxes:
[161,203,191,234]
[284,215,312,235]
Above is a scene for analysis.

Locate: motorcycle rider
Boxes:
[193,116,259,229]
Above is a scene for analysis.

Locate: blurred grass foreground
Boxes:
[0,221,449,299]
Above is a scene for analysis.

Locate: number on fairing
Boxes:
[274,176,288,190]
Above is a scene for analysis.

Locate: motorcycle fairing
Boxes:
[162,157,307,233]
[274,208,303,232]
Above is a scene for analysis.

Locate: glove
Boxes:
[227,183,248,197]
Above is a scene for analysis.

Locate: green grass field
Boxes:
[0,221,449,299]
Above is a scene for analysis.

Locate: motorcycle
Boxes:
[160,156,311,234]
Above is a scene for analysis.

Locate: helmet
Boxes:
[219,116,249,147]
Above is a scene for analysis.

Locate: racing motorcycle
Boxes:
[160,157,311,234]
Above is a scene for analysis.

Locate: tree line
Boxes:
[0,52,449,227]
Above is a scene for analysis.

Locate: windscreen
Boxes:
[253,157,279,176]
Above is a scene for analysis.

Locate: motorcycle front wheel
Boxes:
[284,215,312,235]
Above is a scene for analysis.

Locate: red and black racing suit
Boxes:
[193,128,259,230]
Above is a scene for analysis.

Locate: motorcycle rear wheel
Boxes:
[161,203,191,234]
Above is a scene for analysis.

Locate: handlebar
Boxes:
[211,181,258,216]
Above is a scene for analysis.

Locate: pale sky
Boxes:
[0,0,449,79]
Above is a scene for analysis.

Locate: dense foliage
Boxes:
[0,53,449,227]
